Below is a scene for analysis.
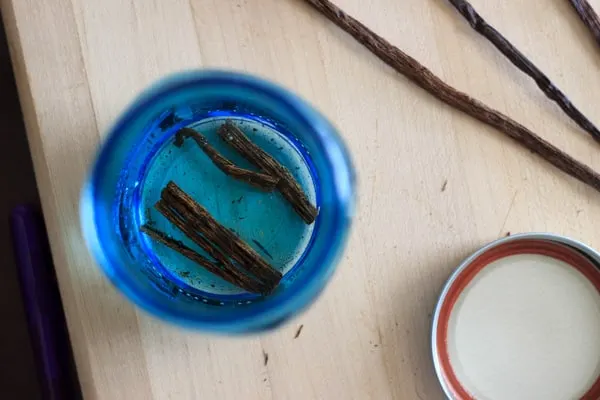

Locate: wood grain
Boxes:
[3,0,600,399]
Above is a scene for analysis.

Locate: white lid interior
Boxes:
[446,253,600,400]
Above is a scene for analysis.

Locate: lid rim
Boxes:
[432,235,600,400]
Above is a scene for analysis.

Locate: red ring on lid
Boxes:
[435,239,600,400]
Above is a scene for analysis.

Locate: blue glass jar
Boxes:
[80,70,355,333]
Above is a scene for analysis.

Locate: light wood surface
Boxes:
[3,0,600,398]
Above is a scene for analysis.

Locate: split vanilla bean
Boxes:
[163,181,283,287]
[568,0,600,50]
[218,121,318,224]
[154,200,270,293]
[301,0,600,193]
[175,127,279,191]
[141,225,265,293]
[154,199,239,275]
[447,0,600,143]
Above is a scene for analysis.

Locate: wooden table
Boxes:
[3,0,600,398]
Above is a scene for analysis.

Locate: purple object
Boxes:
[10,205,79,400]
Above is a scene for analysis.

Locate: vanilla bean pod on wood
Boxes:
[448,0,600,143]
[301,0,600,194]
[568,0,600,51]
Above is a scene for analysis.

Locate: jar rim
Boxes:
[81,69,355,332]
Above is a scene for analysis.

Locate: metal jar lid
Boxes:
[432,233,600,400]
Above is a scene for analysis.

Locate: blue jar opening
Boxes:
[81,70,355,333]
